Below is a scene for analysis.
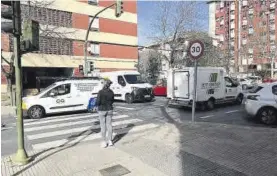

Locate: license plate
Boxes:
[144,95,151,98]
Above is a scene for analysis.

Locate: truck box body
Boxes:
[167,67,243,107]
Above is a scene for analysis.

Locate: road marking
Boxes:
[24,112,118,126]
[225,110,240,114]
[199,115,214,119]
[27,118,143,140]
[25,115,129,132]
[115,106,135,110]
[32,123,159,151]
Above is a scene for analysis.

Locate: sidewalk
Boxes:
[1,106,16,117]
[2,122,277,176]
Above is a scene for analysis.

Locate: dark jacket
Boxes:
[96,88,114,111]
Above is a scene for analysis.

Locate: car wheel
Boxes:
[27,105,45,119]
[258,107,277,125]
[206,99,215,110]
[235,94,244,105]
[125,94,133,104]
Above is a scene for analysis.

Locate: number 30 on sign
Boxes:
[188,40,204,61]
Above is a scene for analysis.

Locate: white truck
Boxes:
[167,67,244,110]
[100,71,154,103]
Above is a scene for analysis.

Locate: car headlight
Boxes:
[22,102,27,110]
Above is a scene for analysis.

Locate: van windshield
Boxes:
[124,75,145,84]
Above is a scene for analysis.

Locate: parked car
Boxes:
[263,78,277,83]
[153,84,167,96]
[244,83,277,125]
[239,78,253,90]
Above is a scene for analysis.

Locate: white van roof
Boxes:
[54,78,103,85]
[101,70,140,75]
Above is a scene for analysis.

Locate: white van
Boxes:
[167,67,244,110]
[22,78,104,119]
[100,71,154,103]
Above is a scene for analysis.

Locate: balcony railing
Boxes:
[242,0,248,6]
[230,14,235,20]
[242,20,247,26]
[230,4,235,11]
[270,3,275,9]
[231,23,235,29]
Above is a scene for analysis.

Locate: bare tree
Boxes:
[149,1,205,68]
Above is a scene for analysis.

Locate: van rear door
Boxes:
[173,71,189,99]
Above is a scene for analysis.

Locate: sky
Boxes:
[137,1,209,46]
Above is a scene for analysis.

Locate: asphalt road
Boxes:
[1,96,275,157]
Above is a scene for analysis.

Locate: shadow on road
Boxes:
[160,106,248,176]
[12,115,134,176]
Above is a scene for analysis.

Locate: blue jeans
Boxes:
[98,110,113,142]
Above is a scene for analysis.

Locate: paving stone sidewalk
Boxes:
[2,122,277,176]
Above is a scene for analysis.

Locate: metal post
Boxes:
[12,1,30,165]
[192,60,198,123]
[84,3,115,76]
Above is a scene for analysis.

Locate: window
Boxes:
[88,43,100,56]
[118,76,126,86]
[88,0,98,5]
[89,16,99,31]
[225,77,234,87]
[124,75,145,84]
[45,84,71,97]
[272,85,277,95]
[249,86,263,93]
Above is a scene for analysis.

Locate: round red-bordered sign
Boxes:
[187,40,204,61]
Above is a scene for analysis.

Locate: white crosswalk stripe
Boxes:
[24,112,159,151]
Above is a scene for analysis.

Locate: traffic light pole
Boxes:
[84,3,115,76]
[12,1,30,165]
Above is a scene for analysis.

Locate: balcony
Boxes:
[242,39,247,45]
[270,35,276,41]
[231,41,235,46]
[270,14,275,20]
[249,28,254,34]
[231,22,235,29]
[220,2,224,8]
[220,35,224,42]
[270,3,275,9]
[242,20,247,26]
[242,0,248,6]
[230,14,235,20]
[220,20,224,26]
[231,32,235,38]
[270,25,276,31]
[249,48,253,54]
[249,9,254,15]
[230,4,235,11]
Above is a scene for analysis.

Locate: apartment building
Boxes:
[208,0,277,77]
[1,0,138,91]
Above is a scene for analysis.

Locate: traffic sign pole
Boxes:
[187,40,204,123]
[192,60,198,123]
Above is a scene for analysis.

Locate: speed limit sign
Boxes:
[188,40,204,60]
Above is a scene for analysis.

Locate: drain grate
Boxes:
[99,164,131,176]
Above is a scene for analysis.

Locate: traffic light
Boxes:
[89,61,94,72]
[1,1,39,52]
[115,0,123,17]
[1,1,15,34]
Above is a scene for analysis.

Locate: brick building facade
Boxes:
[1,0,138,91]
[208,0,277,77]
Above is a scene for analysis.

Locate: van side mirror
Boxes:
[49,92,56,97]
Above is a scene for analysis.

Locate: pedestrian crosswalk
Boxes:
[23,111,159,151]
